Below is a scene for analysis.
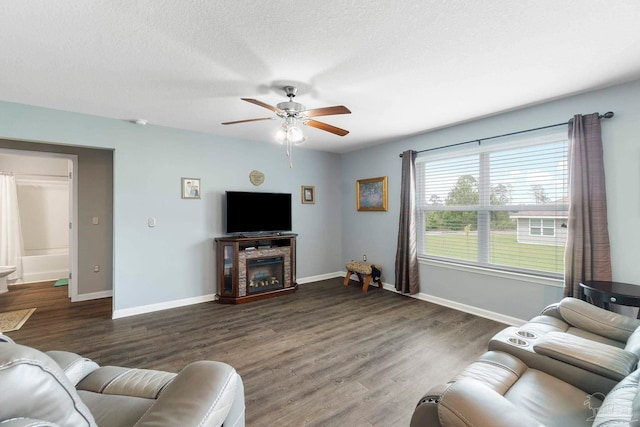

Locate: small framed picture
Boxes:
[182,178,201,199]
[301,185,315,204]
[356,176,388,211]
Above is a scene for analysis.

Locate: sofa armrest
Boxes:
[134,361,243,427]
[558,297,640,342]
[78,365,176,399]
[533,331,638,381]
[410,383,448,427]
[45,351,99,386]
[436,378,541,427]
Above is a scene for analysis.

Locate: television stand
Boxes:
[235,232,287,238]
[215,234,298,304]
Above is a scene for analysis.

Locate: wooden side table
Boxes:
[580,280,640,319]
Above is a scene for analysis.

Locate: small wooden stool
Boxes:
[344,261,382,292]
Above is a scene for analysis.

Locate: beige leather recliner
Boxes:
[411,298,640,426]
[411,350,640,427]
[486,298,640,395]
[0,334,245,427]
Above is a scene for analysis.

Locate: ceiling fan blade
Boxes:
[221,117,276,125]
[302,105,351,118]
[304,120,349,136]
[241,98,283,113]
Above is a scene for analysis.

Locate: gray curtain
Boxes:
[564,113,612,297]
[395,150,420,294]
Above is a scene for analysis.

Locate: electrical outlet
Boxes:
[93,265,100,273]
[363,254,367,262]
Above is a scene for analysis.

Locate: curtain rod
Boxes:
[399,111,614,157]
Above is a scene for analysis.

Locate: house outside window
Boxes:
[530,218,555,236]
[509,212,568,246]
[416,129,568,277]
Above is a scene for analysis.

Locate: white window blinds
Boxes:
[416,128,568,277]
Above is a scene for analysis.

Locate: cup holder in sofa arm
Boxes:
[533,331,639,382]
[507,337,529,347]
[516,330,537,339]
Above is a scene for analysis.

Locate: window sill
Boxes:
[417,257,564,288]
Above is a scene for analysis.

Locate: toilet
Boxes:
[0,266,17,294]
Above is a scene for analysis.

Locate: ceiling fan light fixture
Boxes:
[275,126,286,144]
[286,125,304,143]
[223,85,351,168]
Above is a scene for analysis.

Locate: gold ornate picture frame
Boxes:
[356,176,387,211]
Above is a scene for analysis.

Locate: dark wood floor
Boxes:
[1,278,506,426]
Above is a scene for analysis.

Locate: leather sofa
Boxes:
[519,297,640,354]
[0,334,245,426]
[410,298,640,426]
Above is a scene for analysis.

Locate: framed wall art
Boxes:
[301,185,315,204]
[356,176,388,211]
[182,178,201,199]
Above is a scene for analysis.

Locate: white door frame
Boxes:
[68,155,78,301]
[0,148,78,299]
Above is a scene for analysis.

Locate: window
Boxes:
[416,129,568,277]
[529,219,555,237]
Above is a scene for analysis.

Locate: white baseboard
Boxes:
[73,290,112,302]
[112,293,217,319]
[407,291,525,326]
[297,271,344,284]
[343,270,524,326]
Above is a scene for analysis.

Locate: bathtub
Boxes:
[16,251,69,284]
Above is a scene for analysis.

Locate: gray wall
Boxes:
[0,103,342,313]
[0,140,114,295]
[341,79,640,321]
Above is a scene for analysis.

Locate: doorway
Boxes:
[0,149,77,298]
[0,139,113,308]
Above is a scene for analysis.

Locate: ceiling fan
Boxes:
[221,86,351,137]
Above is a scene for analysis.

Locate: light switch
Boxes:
[92,216,99,225]
[93,265,100,272]
[148,217,156,228]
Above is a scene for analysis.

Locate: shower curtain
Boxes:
[0,173,24,280]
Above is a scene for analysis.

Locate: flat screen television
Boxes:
[225,191,292,235]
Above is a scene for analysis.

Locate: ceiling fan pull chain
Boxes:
[289,142,293,168]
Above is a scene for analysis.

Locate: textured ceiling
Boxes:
[1,1,640,153]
